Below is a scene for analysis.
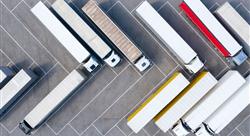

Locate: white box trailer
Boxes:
[31,1,98,72]
[51,0,121,67]
[0,69,37,116]
[0,66,14,88]
[154,71,217,132]
[19,70,87,134]
[127,73,189,133]
[135,1,204,73]
[196,75,250,136]
[215,2,250,56]
[172,70,245,136]
[180,0,247,65]
[82,0,150,72]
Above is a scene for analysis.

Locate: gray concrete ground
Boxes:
[0,0,249,136]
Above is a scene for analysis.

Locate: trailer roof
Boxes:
[136,1,197,64]
[205,75,250,133]
[52,0,111,58]
[182,70,245,129]
[82,0,142,63]
[183,0,242,56]
[0,70,34,109]
[127,73,189,133]
[31,2,90,63]
[154,72,217,132]
[24,70,86,128]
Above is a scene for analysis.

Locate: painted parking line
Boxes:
[103,65,178,136]
[54,65,130,135]
[226,114,250,136]
[12,1,71,74]
[78,65,155,135]
[1,62,58,133]
[118,2,186,76]
[0,49,20,70]
[0,25,46,73]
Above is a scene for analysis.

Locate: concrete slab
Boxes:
[154,130,173,136]
[94,66,164,135]
[1,0,249,135]
[12,1,79,72]
[106,126,125,136]
[220,105,250,136]
[236,4,250,24]
[1,0,21,11]
[0,125,9,136]
[130,130,149,136]
[117,118,132,136]
[0,64,66,131]
[1,2,56,73]
[28,62,45,77]
[58,125,78,136]
[70,66,140,134]
[81,126,102,136]
[0,27,33,70]
[0,51,11,66]
[47,65,116,133]
[238,115,250,136]
[228,129,243,136]
[144,121,159,136]
[24,0,45,8]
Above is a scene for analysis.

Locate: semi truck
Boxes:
[180,0,248,65]
[172,70,245,136]
[0,66,14,88]
[135,1,204,73]
[127,73,189,133]
[19,70,87,134]
[31,1,99,72]
[154,71,217,132]
[0,69,37,116]
[214,2,250,56]
[51,0,121,67]
[196,75,250,136]
[82,0,150,72]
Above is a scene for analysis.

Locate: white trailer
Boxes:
[82,0,150,72]
[180,0,247,65]
[196,75,250,136]
[31,1,98,72]
[154,71,217,132]
[19,70,87,134]
[51,0,121,67]
[0,69,37,116]
[215,2,250,56]
[0,66,14,88]
[127,73,189,133]
[172,70,245,136]
[135,1,203,73]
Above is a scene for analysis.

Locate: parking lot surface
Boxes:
[0,0,249,135]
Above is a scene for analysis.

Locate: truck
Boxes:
[154,71,217,132]
[0,69,37,116]
[82,0,150,72]
[135,1,204,73]
[172,70,245,136]
[31,1,99,72]
[51,0,121,67]
[214,2,250,56]
[180,0,248,65]
[196,75,250,136]
[19,69,87,134]
[0,66,14,88]
[127,73,189,133]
